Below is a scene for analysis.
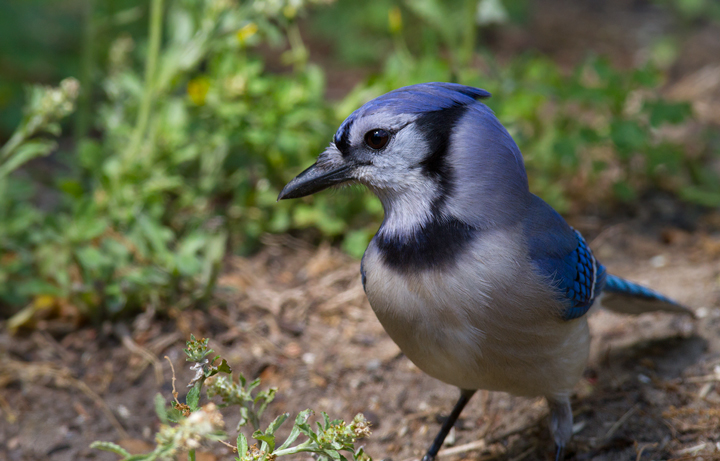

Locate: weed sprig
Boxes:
[92,335,372,461]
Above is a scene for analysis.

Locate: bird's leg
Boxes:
[547,396,572,461]
[421,389,476,461]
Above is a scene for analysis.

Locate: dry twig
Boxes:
[115,324,164,385]
[604,405,638,441]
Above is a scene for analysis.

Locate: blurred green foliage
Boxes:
[1,0,718,320]
[0,0,347,319]
[328,0,716,219]
[653,0,720,22]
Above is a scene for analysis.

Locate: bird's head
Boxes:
[278,82,531,233]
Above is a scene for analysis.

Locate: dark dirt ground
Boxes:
[2,213,720,461]
[3,1,720,460]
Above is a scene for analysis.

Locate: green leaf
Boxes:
[253,430,275,453]
[217,358,232,375]
[253,412,289,452]
[632,65,661,87]
[278,424,302,450]
[76,245,113,271]
[237,433,249,459]
[612,180,637,202]
[57,179,84,199]
[155,393,168,424]
[0,139,57,177]
[294,410,318,443]
[645,100,692,127]
[187,384,201,411]
[680,186,720,207]
[353,447,371,461]
[238,407,250,429]
[125,455,156,461]
[552,137,578,168]
[14,280,63,298]
[342,229,372,259]
[90,441,132,457]
[266,413,289,436]
[610,120,647,158]
[295,409,314,426]
[167,405,184,423]
[323,448,342,460]
[255,388,277,418]
[247,377,261,392]
[77,138,103,171]
[67,208,108,243]
[578,127,600,144]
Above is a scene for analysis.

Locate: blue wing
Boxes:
[523,195,606,320]
[554,230,607,319]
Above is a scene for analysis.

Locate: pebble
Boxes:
[650,254,668,268]
[283,342,301,358]
[8,437,19,450]
[366,358,381,371]
[117,404,130,419]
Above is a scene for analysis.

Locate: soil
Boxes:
[2,215,720,461]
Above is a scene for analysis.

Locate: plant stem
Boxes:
[126,0,164,163]
[286,23,308,71]
[272,440,315,457]
[1,113,44,162]
[459,0,477,68]
[0,130,27,163]
[74,0,95,141]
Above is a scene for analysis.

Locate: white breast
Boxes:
[362,226,590,399]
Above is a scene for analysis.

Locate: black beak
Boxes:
[277,161,354,200]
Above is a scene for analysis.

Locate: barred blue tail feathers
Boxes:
[601,274,694,317]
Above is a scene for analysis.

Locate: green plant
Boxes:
[480,56,701,211]
[0,78,80,178]
[91,335,372,461]
[335,1,713,214]
[652,0,720,23]
[0,0,361,318]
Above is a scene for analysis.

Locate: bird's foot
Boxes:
[554,443,565,461]
[421,454,435,461]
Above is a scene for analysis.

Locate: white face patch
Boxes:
[349,122,441,236]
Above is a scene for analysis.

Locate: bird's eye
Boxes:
[364,129,390,150]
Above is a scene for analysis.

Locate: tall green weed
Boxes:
[1,0,344,319]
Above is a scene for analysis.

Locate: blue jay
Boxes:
[278,83,692,460]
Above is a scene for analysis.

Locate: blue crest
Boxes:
[335,83,491,149]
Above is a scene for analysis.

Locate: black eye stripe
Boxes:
[364,129,390,150]
[334,119,354,155]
